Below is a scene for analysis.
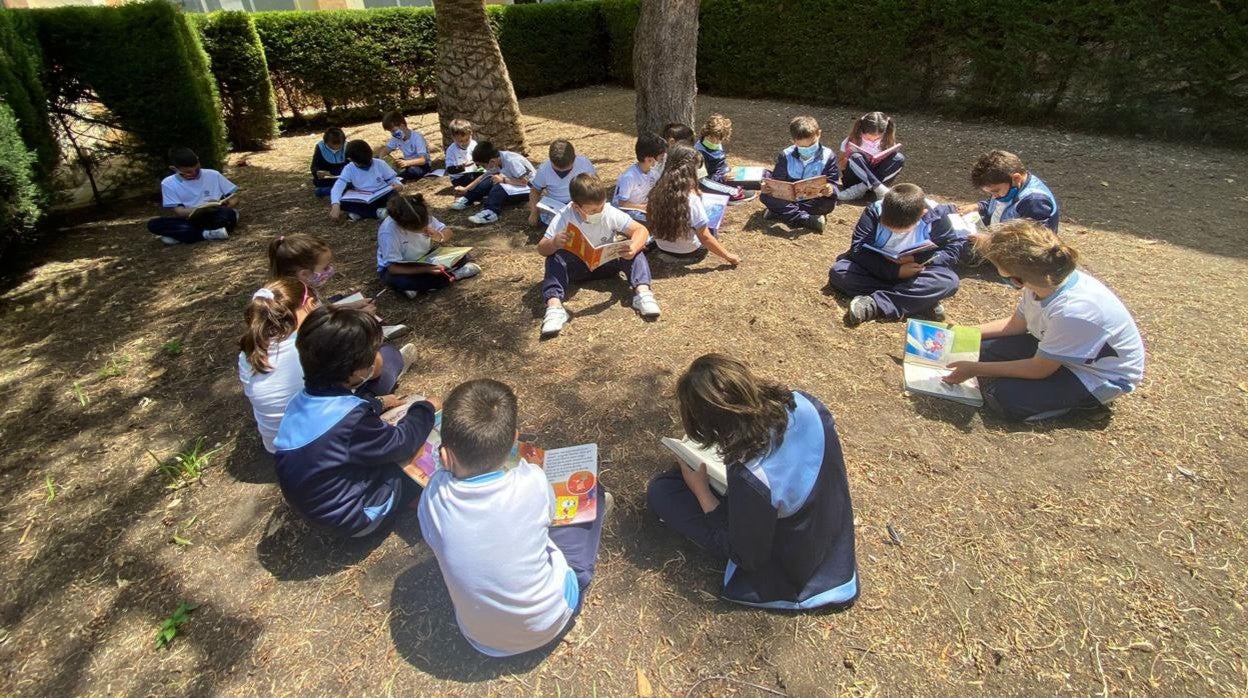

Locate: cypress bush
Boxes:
[0,7,56,179]
[194,12,278,151]
[0,101,44,254]
[490,2,608,97]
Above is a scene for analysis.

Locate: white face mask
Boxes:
[652,159,665,176]
[584,211,604,225]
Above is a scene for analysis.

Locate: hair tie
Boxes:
[252,288,275,301]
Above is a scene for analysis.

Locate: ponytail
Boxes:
[269,233,330,278]
[239,278,308,374]
[845,116,864,146]
[853,111,894,147]
[881,116,897,149]
[978,220,1079,287]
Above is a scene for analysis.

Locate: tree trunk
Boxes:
[432,0,527,155]
[633,0,698,136]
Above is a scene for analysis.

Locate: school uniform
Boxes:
[444,138,479,187]
[981,270,1144,421]
[462,151,537,214]
[976,173,1059,233]
[273,367,434,538]
[613,161,661,223]
[238,334,303,454]
[310,142,347,197]
[760,144,840,226]
[694,139,742,197]
[146,169,239,244]
[647,391,859,609]
[650,192,711,263]
[839,138,905,190]
[541,202,651,301]
[827,200,966,319]
[531,155,597,224]
[330,159,399,219]
[386,130,432,180]
[418,461,606,657]
[376,215,466,293]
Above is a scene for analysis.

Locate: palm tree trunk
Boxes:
[633,0,698,136]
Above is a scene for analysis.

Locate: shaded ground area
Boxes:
[1,87,1245,696]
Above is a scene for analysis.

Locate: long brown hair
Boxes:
[976,220,1080,287]
[677,354,796,467]
[268,234,330,278]
[845,111,897,149]
[646,144,700,242]
[239,278,308,374]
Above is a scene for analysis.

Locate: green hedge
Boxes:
[490,2,607,97]
[0,7,55,180]
[0,101,43,253]
[33,0,226,172]
[599,0,638,86]
[194,12,277,151]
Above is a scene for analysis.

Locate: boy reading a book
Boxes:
[147,147,240,245]
[418,379,609,657]
[329,140,403,221]
[311,127,347,198]
[536,174,659,337]
[450,142,536,225]
[274,306,436,537]
[760,116,840,233]
[828,183,966,326]
[959,150,1060,234]
[380,111,431,181]
[444,119,479,187]
[695,114,756,204]
[613,134,668,223]
[528,139,598,226]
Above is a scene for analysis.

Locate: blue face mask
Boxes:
[997,185,1020,203]
[796,143,820,158]
[392,129,405,139]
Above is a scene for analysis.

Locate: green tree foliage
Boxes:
[194,12,278,151]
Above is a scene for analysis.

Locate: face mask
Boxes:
[584,211,604,225]
[1000,274,1025,289]
[392,129,404,139]
[309,265,336,287]
[652,159,665,176]
[996,185,1019,203]
[701,138,722,151]
[554,167,572,177]
[796,143,820,158]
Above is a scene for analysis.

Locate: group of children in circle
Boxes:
[210,106,1147,658]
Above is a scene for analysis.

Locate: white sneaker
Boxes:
[540,305,569,337]
[873,184,890,199]
[347,213,362,222]
[632,289,661,318]
[376,208,388,220]
[159,236,180,245]
[402,290,419,300]
[468,210,499,225]
[449,197,470,211]
[399,343,417,371]
[452,262,481,280]
[838,183,870,201]
[202,228,229,241]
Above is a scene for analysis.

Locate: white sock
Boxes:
[874,184,890,198]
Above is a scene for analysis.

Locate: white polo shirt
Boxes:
[161,169,237,209]
[445,139,478,168]
[237,333,303,454]
[653,193,709,255]
[330,159,398,204]
[612,162,660,208]
[543,202,633,246]
[385,130,430,161]
[376,215,448,272]
[531,155,598,204]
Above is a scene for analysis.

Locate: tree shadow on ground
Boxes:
[255,500,425,582]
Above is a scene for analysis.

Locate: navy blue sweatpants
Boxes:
[979,335,1101,422]
[760,193,837,227]
[463,176,529,214]
[339,190,395,219]
[827,259,959,319]
[147,208,239,244]
[842,151,905,189]
[646,467,725,552]
[548,486,607,593]
[542,249,652,301]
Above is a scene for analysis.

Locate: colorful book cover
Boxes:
[701,193,729,230]
[562,223,630,271]
[416,246,472,268]
[728,166,766,184]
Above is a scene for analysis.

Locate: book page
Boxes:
[500,182,531,196]
[543,443,598,526]
[903,363,982,406]
[701,193,729,230]
[333,292,366,306]
[536,196,564,216]
[417,246,472,267]
[661,436,728,495]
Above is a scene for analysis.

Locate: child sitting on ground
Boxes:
[959,150,1060,234]
[419,379,610,657]
[646,145,741,267]
[613,133,668,223]
[646,354,859,610]
[694,113,756,204]
[661,123,695,148]
[450,141,536,225]
[837,111,904,201]
[380,111,431,181]
[147,147,240,245]
[537,174,658,337]
[827,183,966,326]
[238,278,318,454]
[760,116,839,233]
[274,306,432,537]
[528,139,598,226]
[310,127,347,198]
[443,119,479,187]
[329,140,403,221]
[377,193,480,298]
[941,220,1143,421]
[269,234,375,314]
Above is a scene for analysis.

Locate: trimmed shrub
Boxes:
[33,0,227,172]
[194,12,278,150]
[489,2,607,97]
[0,101,43,254]
[0,7,56,179]
[599,0,639,86]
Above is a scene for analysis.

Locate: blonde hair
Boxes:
[977,220,1079,287]
[239,278,308,373]
[700,113,733,141]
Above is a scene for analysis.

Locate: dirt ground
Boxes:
[1,86,1245,696]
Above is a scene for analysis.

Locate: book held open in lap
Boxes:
[660,436,728,495]
[848,141,903,165]
[760,176,828,202]
[701,192,729,231]
[562,222,631,271]
[188,201,223,220]
[535,196,566,218]
[339,188,391,205]
[902,320,983,406]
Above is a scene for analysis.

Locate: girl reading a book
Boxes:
[646,354,859,610]
[269,233,380,316]
[377,193,480,298]
[941,220,1145,421]
[646,145,741,266]
[837,111,904,201]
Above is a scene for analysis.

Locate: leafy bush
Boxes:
[194,12,277,150]
[599,0,639,86]
[490,2,607,97]
[0,101,43,252]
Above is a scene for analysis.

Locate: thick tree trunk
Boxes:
[432,0,528,155]
[633,0,698,136]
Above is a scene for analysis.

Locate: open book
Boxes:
[500,182,531,197]
[863,236,937,262]
[415,246,471,267]
[848,141,903,165]
[188,200,223,220]
[340,188,391,205]
[535,195,567,218]
[562,222,630,271]
[701,192,729,231]
[661,436,728,495]
[760,175,827,202]
[727,166,766,186]
[902,320,983,406]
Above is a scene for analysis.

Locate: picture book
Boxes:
[902,320,984,406]
[536,195,568,218]
[340,188,390,205]
[760,175,827,202]
[701,192,730,231]
[415,246,472,268]
[863,236,937,262]
[848,141,903,165]
[660,436,728,495]
[188,200,222,220]
[500,182,531,197]
[381,324,409,340]
[561,222,630,271]
[727,166,766,186]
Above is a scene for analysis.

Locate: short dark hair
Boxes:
[345,139,373,167]
[970,150,1027,187]
[385,193,430,230]
[296,306,382,390]
[441,379,518,474]
[789,115,820,140]
[548,139,575,169]
[472,141,500,165]
[661,123,694,145]
[635,133,667,161]
[381,110,406,131]
[323,127,345,146]
[169,147,199,168]
[880,183,927,229]
[569,173,607,205]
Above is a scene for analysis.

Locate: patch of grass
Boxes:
[69,382,89,406]
[149,438,221,490]
[153,602,198,650]
[98,355,130,379]
[161,339,184,357]
[44,476,56,504]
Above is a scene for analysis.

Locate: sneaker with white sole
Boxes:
[838,183,870,201]
[632,289,661,318]
[468,210,499,225]
[160,236,180,245]
[202,228,229,241]
[540,305,569,337]
[762,209,778,221]
[602,490,614,520]
[449,197,470,211]
[802,215,826,233]
[727,187,757,205]
[453,262,481,281]
[402,290,419,300]
[927,303,947,322]
[846,295,881,326]
[376,208,389,220]
[347,213,362,222]
[398,343,417,378]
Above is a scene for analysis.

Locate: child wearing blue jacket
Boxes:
[695,114,756,204]
[959,150,1060,234]
[647,354,858,610]
[828,184,966,326]
[311,127,347,198]
[274,306,435,538]
[760,116,839,233]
